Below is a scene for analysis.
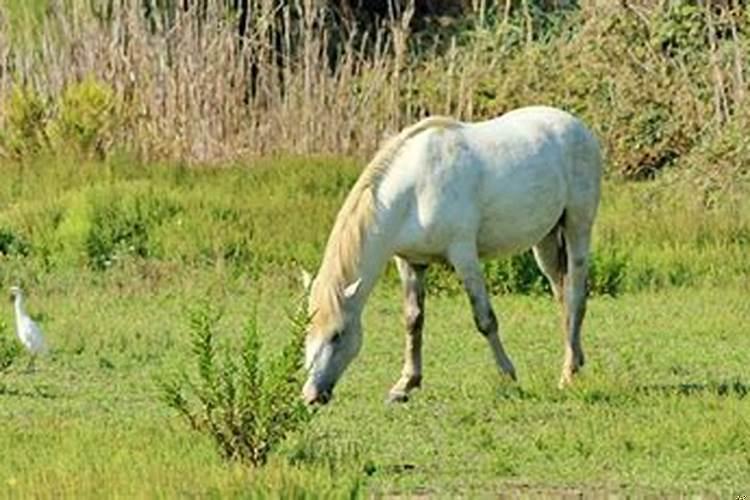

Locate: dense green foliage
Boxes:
[1,156,748,297]
[0,318,21,372]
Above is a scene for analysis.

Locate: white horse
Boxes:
[302,106,602,405]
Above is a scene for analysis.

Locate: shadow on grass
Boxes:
[0,382,57,399]
[493,378,750,405]
[636,379,749,399]
[494,384,541,401]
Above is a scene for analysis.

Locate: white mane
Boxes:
[310,116,461,331]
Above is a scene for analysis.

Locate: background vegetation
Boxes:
[0,155,748,296]
[0,1,747,185]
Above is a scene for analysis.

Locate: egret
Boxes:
[9,286,46,371]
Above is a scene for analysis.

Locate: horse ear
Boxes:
[343,278,362,299]
[300,268,314,292]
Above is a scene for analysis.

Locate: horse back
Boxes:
[384,107,601,260]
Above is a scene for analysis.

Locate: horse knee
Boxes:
[474,309,497,337]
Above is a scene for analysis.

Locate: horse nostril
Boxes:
[302,379,334,406]
[318,390,332,405]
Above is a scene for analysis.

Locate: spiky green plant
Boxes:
[160,299,312,466]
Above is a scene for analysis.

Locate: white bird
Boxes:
[9,286,46,371]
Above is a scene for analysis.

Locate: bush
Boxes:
[0,85,49,159]
[85,187,180,270]
[485,252,549,296]
[589,247,628,297]
[417,252,549,297]
[48,76,121,158]
[0,226,30,257]
[160,300,312,466]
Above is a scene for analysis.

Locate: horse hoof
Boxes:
[558,371,575,389]
[386,391,409,404]
[500,368,517,382]
[577,351,586,368]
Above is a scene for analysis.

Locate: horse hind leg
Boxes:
[388,256,428,403]
[558,217,594,388]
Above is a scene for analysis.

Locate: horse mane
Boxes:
[311,115,461,330]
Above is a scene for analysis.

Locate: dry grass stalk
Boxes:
[0,0,747,177]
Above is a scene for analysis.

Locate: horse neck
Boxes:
[318,195,403,317]
[352,216,397,310]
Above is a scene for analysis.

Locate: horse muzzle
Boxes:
[302,380,333,405]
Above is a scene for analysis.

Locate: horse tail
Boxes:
[556,210,568,289]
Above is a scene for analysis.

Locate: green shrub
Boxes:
[485,252,549,296]
[651,1,706,58]
[48,76,121,158]
[0,226,30,257]
[589,247,628,297]
[0,85,49,159]
[0,319,22,372]
[160,300,312,466]
[676,108,750,206]
[85,188,180,270]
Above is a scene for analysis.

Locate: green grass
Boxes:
[1,155,748,296]
[0,269,748,497]
[0,156,748,496]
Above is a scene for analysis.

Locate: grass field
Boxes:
[0,156,749,497]
[0,271,748,497]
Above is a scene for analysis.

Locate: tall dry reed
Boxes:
[0,0,747,178]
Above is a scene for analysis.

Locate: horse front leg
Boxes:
[388,257,428,403]
[448,243,517,382]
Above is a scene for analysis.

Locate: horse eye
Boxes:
[330,332,342,344]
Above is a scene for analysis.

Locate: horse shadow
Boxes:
[0,382,58,400]
[491,378,750,403]
[635,379,749,399]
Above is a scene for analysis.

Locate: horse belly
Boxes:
[392,208,469,264]
[475,175,565,258]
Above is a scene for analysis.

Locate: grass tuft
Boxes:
[0,318,22,372]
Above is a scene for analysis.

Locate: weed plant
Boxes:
[160,299,312,466]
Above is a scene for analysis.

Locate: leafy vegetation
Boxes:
[0,156,747,297]
[0,85,49,159]
[48,76,122,159]
[160,300,312,466]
